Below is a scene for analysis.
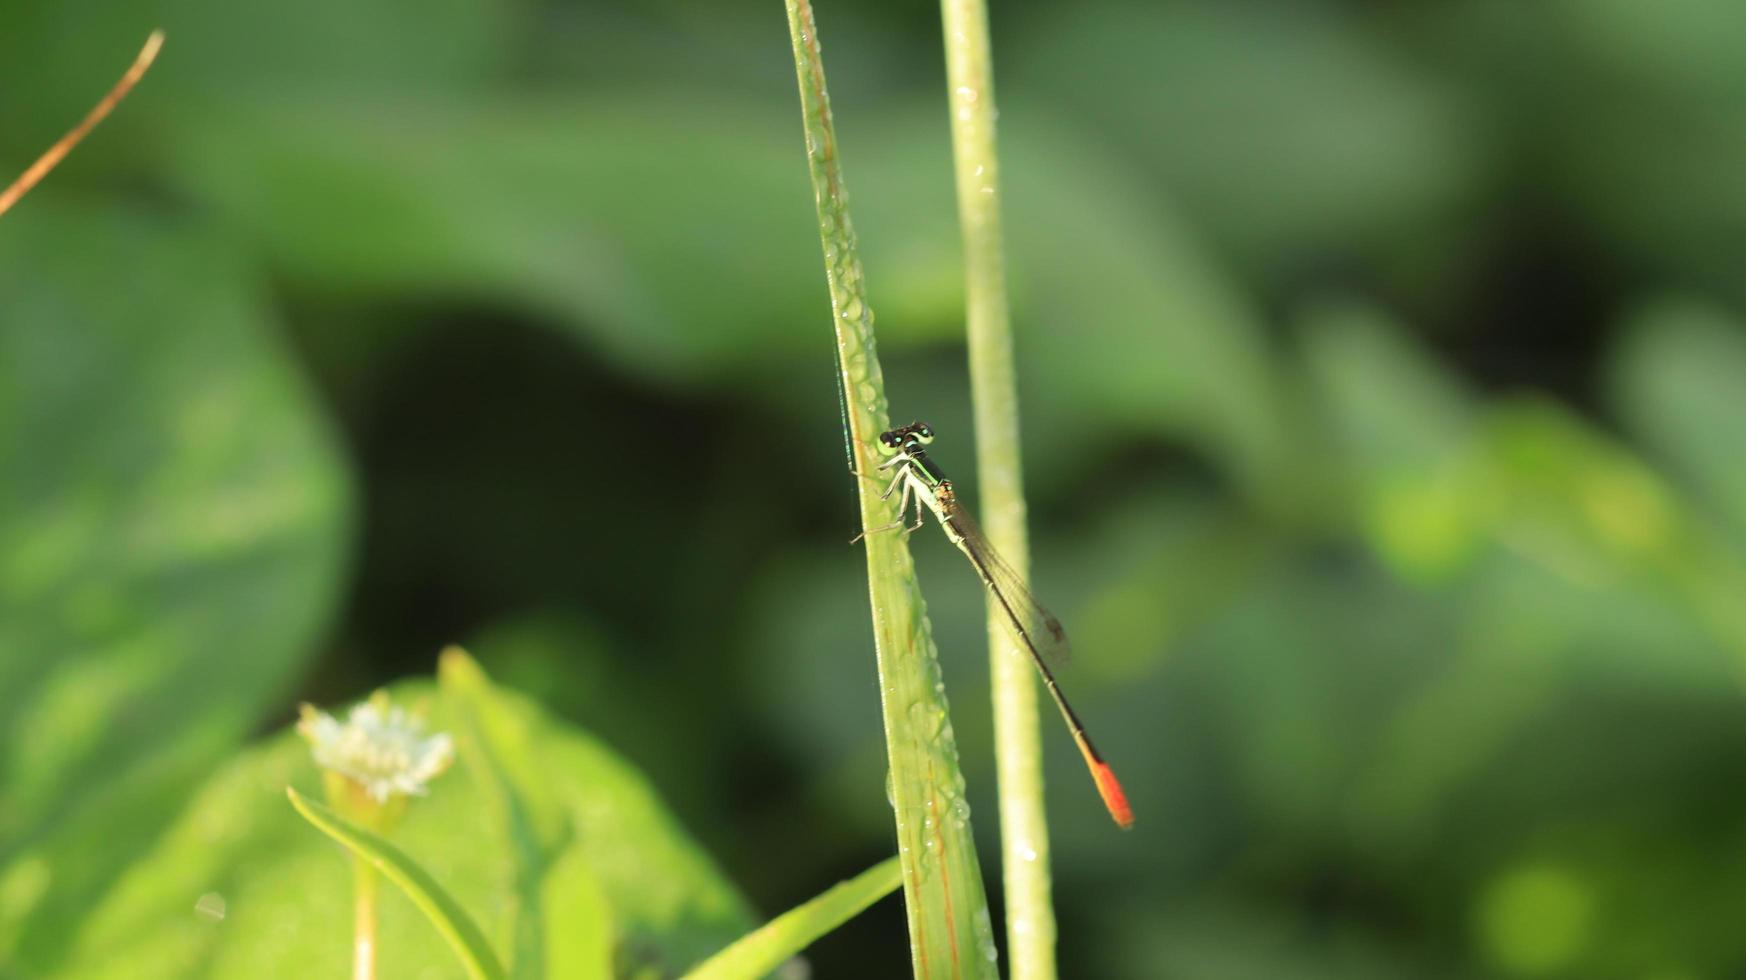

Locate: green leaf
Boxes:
[1481,399,1746,664]
[1299,299,1489,580]
[53,706,481,979]
[0,0,508,156]
[1484,400,1695,576]
[682,857,902,980]
[0,202,350,971]
[538,846,614,980]
[156,95,822,385]
[1005,4,1479,268]
[1540,2,1746,302]
[783,0,998,975]
[287,787,508,980]
[1608,298,1746,542]
[441,647,568,854]
[1002,124,1294,505]
[440,647,572,979]
[56,674,752,979]
[437,648,756,975]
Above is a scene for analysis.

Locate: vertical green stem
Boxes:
[353,857,380,980]
[938,1,1057,977]
[784,1,997,976]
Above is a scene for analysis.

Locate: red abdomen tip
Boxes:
[1092,762,1134,829]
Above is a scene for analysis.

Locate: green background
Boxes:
[7,0,1746,976]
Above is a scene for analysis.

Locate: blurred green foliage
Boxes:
[6,0,1746,977]
[59,668,752,979]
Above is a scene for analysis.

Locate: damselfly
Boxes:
[866,421,1133,829]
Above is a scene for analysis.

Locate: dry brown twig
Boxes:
[0,29,164,220]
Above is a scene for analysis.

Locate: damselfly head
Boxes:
[878,421,935,455]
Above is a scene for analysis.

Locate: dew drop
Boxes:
[975,908,999,964]
[908,700,945,739]
[194,892,227,922]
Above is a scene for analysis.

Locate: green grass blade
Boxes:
[783,1,998,976]
[681,857,903,980]
[937,0,1058,976]
[286,787,509,980]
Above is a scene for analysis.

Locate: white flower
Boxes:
[298,691,454,803]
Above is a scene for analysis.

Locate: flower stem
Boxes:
[353,857,380,980]
[937,0,1058,976]
[0,30,163,219]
